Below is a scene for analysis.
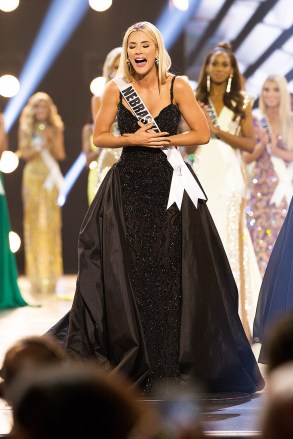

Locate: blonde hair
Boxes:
[116,21,171,85]
[259,74,293,150]
[102,47,122,82]
[19,92,63,133]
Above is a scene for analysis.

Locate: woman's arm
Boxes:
[271,134,293,161]
[168,77,210,147]
[91,95,101,122]
[48,125,65,161]
[18,127,40,161]
[202,101,255,152]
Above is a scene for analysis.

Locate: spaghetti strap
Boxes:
[170,75,177,104]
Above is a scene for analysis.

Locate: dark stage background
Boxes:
[0,1,185,274]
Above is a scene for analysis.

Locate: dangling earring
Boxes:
[127,59,132,72]
[155,57,159,67]
[206,74,210,93]
[226,73,233,93]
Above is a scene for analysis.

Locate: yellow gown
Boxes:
[21,129,63,294]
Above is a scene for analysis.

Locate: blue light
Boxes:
[58,152,86,206]
[156,0,201,50]
[4,0,89,131]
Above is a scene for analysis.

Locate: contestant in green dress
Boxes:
[0,113,27,309]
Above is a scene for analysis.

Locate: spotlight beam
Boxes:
[4,0,89,131]
[156,0,201,50]
[58,152,86,206]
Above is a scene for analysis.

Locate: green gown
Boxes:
[0,172,27,309]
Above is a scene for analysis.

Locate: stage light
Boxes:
[172,0,189,12]
[0,151,19,173]
[58,153,86,206]
[157,0,200,50]
[90,76,106,96]
[89,0,112,12]
[4,0,89,132]
[89,160,97,170]
[0,75,20,98]
[0,0,19,12]
[9,231,21,253]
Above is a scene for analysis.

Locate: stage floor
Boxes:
[0,276,266,437]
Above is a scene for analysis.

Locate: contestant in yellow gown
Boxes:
[18,93,65,295]
[86,47,122,205]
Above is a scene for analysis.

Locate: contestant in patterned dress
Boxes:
[243,74,293,277]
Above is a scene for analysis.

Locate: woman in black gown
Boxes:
[50,21,264,394]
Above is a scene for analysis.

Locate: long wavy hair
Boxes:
[259,74,293,150]
[116,21,171,85]
[19,92,63,133]
[102,47,122,82]
[196,42,246,119]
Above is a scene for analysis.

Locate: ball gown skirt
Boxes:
[48,103,264,394]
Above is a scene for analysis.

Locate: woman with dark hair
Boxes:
[192,42,261,340]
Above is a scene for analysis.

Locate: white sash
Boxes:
[32,135,64,191]
[114,77,206,210]
[259,117,293,206]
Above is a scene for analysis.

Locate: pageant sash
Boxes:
[32,135,64,192]
[260,117,293,206]
[114,77,206,210]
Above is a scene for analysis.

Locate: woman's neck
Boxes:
[265,106,279,121]
[132,68,158,89]
[210,83,226,98]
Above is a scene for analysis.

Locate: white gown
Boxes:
[193,104,261,338]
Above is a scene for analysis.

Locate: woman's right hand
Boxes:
[123,121,171,148]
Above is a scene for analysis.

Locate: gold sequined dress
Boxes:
[193,104,261,338]
[20,129,63,294]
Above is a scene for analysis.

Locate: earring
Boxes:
[206,74,210,93]
[226,74,233,93]
[155,57,159,67]
[127,59,132,72]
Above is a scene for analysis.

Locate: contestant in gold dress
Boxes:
[18,93,65,295]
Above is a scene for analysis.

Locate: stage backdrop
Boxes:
[0,0,185,274]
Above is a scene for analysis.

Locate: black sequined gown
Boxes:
[49,78,264,394]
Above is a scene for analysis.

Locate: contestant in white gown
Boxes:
[192,43,261,339]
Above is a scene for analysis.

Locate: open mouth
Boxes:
[135,57,147,67]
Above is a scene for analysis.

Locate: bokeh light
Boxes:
[0,0,19,12]
[89,0,112,12]
[9,231,21,253]
[90,76,106,96]
[172,0,189,11]
[0,150,19,173]
[0,75,20,98]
